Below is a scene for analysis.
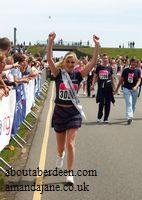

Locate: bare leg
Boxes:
[56,131,66,157]
[66,128,78,171]
[83,81,86,94]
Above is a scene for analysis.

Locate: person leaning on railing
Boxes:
[11,53,30,85]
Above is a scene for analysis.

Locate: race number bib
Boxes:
[128,73,134,83]
[59,83,78,101]
[59,90,71,100]
[99,70,108,80]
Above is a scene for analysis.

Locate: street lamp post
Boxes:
[14,27,17,51]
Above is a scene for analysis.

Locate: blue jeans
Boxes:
[123,87,138,119]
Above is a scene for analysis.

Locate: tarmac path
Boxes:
[14,82,142,200]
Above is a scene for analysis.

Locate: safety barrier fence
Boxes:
[0,69,50,174]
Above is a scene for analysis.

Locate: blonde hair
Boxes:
[56,51,78,69]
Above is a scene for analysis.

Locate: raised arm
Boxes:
[46,32,59,77]
[81,35,100,78]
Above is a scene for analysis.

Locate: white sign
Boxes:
[0,90,16,152]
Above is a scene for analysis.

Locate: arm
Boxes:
[91,74,98,90]
[14,76,29,84]
[0,75,7,88]
[132,77,141,91]
[0,75,9,96]
[81,35,100,78]
[3,64,13,71]
[92,74,98,85]
[114,77,124,95]
[3,62,19,71]
[28,67,39,78]
[46,32,59,77]
[111,74,116,90]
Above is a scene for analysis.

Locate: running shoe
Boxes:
[66,175,74,186]
[127,118,133,125]
[56,151,65,168]
[104,120,109,124]
[96,118,101,123]
[92,94,95,98]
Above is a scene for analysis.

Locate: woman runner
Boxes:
[114,58,141,124]
[91,54,116,123]
[47,32,100,185]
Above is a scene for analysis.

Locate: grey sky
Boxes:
[0,0,142,47]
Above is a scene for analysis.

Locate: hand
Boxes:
[4,87,9,96]
[23,78,29,84]
[15,82,18,87]
[48,32,56,42]
[113,89,118,95]
[93,35,100,45]
[132,86,137,91]
[13,62,19,68]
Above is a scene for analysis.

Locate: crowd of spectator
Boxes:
[0,37,46,100]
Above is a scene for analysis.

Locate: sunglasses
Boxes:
[66,60,75,64]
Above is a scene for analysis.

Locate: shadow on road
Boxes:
[82,120,131,126]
